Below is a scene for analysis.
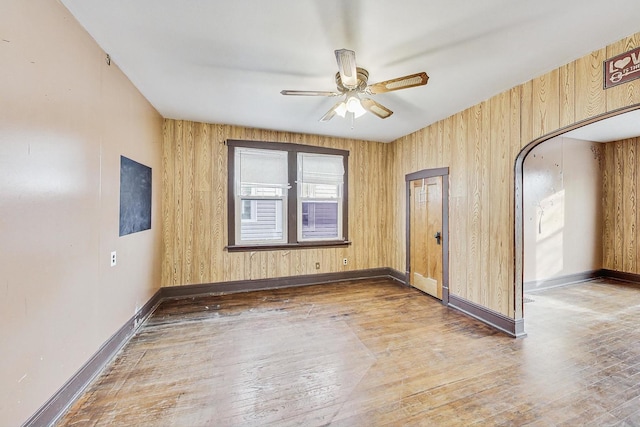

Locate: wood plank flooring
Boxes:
[57,277,640,426]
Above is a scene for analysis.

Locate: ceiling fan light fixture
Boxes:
[334,101,347,118]
[344,93,366,118]
[334,93,366,119]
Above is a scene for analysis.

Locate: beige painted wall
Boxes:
[0,1,163,425]
[523,137,603,288]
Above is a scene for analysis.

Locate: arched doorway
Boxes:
[514,105,640,331]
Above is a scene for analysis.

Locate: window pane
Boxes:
[301,201,338,239]
[241,200,256,221]
[239,199,284,242]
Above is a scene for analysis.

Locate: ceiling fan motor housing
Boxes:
[335,67,369,92]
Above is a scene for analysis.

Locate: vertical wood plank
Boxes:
[182,121,195,285]
[636,139,640,275]
[613,141,624,270]
[466,104,482,303]
[623,139,637,272]
[390,139,403,271]
[559,62,576,129]
[450,111,468,298]
[510,86,521,318]
[574,48,606,122]
[436,121,445,167]
[480,101,491,307]
[426,123,437,169]
[173,120,184,285]
[489,92,511,315]
[213,124,227,281]
[601,143,614,270]
[519,79,533,147]
[380,143,391,269]
[161,120,176,287]
[194,123,211,283]
[531,69,560,141]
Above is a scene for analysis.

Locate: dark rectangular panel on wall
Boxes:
[119,156,152,236]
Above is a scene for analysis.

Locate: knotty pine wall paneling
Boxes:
[602,137,615,270]
[559,62,576,128]
[466,104,482,305]
[532,69,561,141]
[161,32,640,322]
[390,32,640,319]
[623,140,637,273]
[162,120,176,287]
[614,141,625,270]
[574,48,607,123]
[602,137,640,274]
[161,122,393,287]
[450,111,469,300]
[488,91,512,314]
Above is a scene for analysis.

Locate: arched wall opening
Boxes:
[514,104,640,330]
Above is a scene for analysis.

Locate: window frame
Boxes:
[226,139,350,251]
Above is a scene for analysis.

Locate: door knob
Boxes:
[434,231,441,245]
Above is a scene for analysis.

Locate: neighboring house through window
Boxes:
[227,140,349,250]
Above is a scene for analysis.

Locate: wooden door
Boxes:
[409,177,443,299]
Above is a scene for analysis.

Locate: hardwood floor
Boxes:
[57,277,640,426]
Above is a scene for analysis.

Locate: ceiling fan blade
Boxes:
[361,98,393,119]
[320,101,345,122]
[368,72,429,94]
[281,90,341,96]
[335,49,358,89]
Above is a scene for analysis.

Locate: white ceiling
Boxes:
[61,0,640,143]
[563,108,640,143]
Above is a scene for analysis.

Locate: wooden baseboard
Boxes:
[448,294,527,338]
[600,269,640,283]
[162,267,406,298]
[524,270,601,292]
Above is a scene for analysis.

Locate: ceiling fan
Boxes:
[281,49,428,123]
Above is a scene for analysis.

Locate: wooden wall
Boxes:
[390,32,640,319]
[602,136,640,274]
[162,32,640,320]
[161,122,394,287]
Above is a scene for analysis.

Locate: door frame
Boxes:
[405,167,450,305]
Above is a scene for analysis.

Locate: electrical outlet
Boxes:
[343,258,348,266]
[110,251,117,267]
[315,262,320,270]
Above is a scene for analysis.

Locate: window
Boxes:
[227,140,349,250]
[234,148,288,244]
[297,153,343,241]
